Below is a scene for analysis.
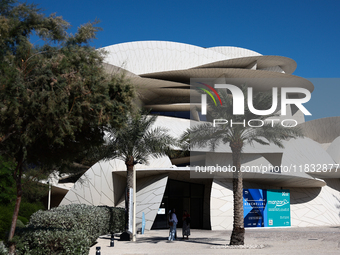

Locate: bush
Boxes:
[0,202,43,241]
[28,204,110,243]
[108,206,125,233]
[14,204,125,255]
[18,202,44,221]
[0,206,13,241]
[14,228,91,255]
[15,219,25,229]
[0,242,8,255]
[17,216,28,226]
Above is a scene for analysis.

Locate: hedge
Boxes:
[0,242,8,255]
[0,206,13,241]
[14,228,92,255]
[13,204,125,255]
[0,202,43,241]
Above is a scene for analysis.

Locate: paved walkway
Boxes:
[89,226,340,255]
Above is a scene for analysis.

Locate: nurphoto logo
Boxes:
[196,83,312,128]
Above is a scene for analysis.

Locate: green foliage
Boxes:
[0,156,48,207]
[16,217,28,226]
[0,241,8,255]
[0,156,16,205]
[12,204,125,254]
[0,202,42,241]
[103,110,177,165]
[28,204,125,241]
[0,0,133,243]
[108,206,125,233]
[14,228,91,255]
[28,204,108,243]
[0,0,133,174]
[15,219,25,229]
[17,202,44,221]
[0,206,13,241]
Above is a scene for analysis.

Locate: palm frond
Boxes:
[102,110,177,165]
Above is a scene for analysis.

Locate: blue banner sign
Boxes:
[243,189,290,228]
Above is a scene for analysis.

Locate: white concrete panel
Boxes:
[289,181,340,227]
[135,175,168,230]
[89,183,101,205]
[327,136,340,163]
[259,65,285,73]
[281,137,335,179]
[210,179,233,230]
[299,117,340,144]
[60,160,115,206]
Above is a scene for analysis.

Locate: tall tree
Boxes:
[181,86,303,245]
[102,111,176,232]
[0,0,133,249]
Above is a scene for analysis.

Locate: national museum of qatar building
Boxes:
[52,41,340,230]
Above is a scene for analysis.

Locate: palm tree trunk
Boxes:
[125,156,134,232]
[126,156,134,190]
[229,141,245,245]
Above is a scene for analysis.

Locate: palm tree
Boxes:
[103,110,176,231]
[181,85,303,245]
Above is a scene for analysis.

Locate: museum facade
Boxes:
[53,41,340,230]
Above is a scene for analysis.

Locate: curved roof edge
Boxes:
[208,46,262,58]
[193,55,297,74]
[101,41,228,75]
[101,41,272,75]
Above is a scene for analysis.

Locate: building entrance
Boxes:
[151,179,204,229]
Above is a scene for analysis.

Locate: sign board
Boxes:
[243,189,290,228]
[142,212,145,234]
[266,189,290,227]
[243,189,267,228]
[157,208,165,214]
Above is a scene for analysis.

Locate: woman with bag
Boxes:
[182,210,191,239]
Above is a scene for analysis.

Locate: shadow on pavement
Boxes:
[133,236,227,245]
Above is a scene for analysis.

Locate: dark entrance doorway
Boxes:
[151,179,204,229]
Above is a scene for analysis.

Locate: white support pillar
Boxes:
[47,180,51,210]
[133,166,136,241]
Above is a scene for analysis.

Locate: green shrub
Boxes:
[14,228,91,255]
[0,202,43,241]
[108,206,125,233]
[28,204,111,243]
[15,219,25,229]
[17,216,28,226]
[19,202,44,221]
[0,206,13,241]
[0,241,8,255]
[13,204,125,254]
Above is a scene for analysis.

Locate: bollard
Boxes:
[110,233,114,247]
[96,246,101,255]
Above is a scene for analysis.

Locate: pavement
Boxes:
[89,226,340,255]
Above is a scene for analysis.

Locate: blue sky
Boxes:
[25,0,339,120]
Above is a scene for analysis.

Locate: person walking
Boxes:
[182,210,191,239]
[168,208,178,241]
